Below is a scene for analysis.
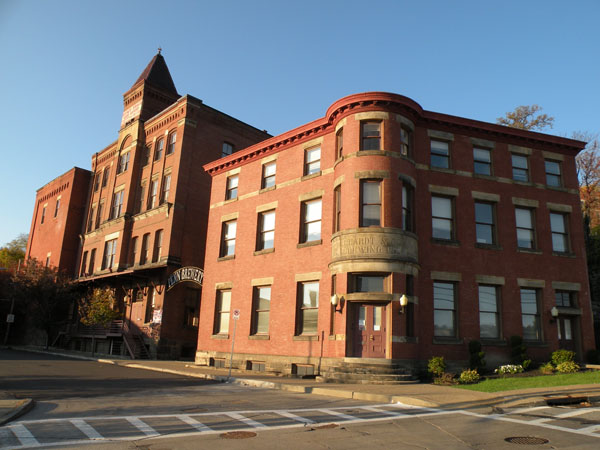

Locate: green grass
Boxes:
[455,371,600,393]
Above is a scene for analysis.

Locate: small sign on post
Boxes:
[233,309,240,320]
[6,314,14,323]
[228,309,240,380]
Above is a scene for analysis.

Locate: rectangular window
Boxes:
[225,175,238,200]
[301,198,322,243]
[54,199,60,218]
[118,152,130,174]
[433,281,456,337]
[515,208,535,249]
[334,185,341,233]
[402,185,413,232]
[431,196,453,240]
[214,290,231,334]
[148,179,158,209]
[111,190,124,219]
[353,275,385,292]
[142,145,151,166]
[336,128,343,159]
[130,236,138,266]
[167,132,176,155]
[262,162,276,189]
[473,147,491,176]
[545,160,562,187]
[257,210,275,250]
[512,154,529,182]
[86,206,95,232]
[430,140,450,168]
[361,121,381,150]
[360,180,381,227]
[153,229,163,262]
[222,142,234,157]
[555,290,575,307]
[102,239,117,270]
[252,286,271,334]
[400,127,412,156]
[220,220,237,257]
[475,201,495,244]
[140,233,150,265]
[155,138,164,160]
[80,251,88,277]
[550,212,569,252]
[102,168,110,187]
[136,183,146,214]
[298,281,319,335]
[88,248,96,274]
[95,202,104,229]
[41,205,46,224]
[479,285,500,339]
[93,173,100,191]
[304,147,321,176]
[161,174,171,204]
[521,288,541,340]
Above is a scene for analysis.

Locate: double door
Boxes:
[352,303,386,358]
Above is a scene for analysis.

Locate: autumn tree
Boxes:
[11,258,79,348]
[574,132,600,229]
[496,105,554,131]
[78,286,121,355]
[0,233,28,269]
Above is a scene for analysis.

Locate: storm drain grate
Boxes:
[505,436,549,445]
[220,431,257,439]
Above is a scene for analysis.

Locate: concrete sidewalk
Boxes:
[2,347,600,426]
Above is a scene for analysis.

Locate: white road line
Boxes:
[225,412,268,429]
[275,410,315,424]
[555,408,600,419]
[361,406,408,418]
[126,417,159,437]
[10,423,39,447]
[320,409,358,421]
[508,406,550,415]
[70,419,103,440]
[576,423,600,434]
[176,415,213,433]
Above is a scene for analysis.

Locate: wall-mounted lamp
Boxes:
[550,306,559,322]
[331,294,343,313]
[399,294,409,314]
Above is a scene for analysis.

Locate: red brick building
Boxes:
[198,92,594,377]
[27,51,269,358]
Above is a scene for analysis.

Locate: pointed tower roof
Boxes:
[133,49,178,95]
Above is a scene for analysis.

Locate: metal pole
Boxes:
[228,319,237,380]
[3,260,21,345]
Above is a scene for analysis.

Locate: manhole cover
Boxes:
[220,431,257,439]
[505,436,549,445]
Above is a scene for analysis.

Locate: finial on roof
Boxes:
[158,47,162,54]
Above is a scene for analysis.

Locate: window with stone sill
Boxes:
[431,196,454,240]
[520,288,541,341]
[101,238,118,270]
[304,147,321,176]
[257,210,275,251]
[550,212,570,253]
[479,285,500,339]
[262,162,276,189]
[166,131,177,155]
[155,138,164,161]
[475,201,496,245]
[515,207,536,249]
[400,126,412,157]
[214,290,231,334]
[161,174,171,204]
[434,281,457,338]
[225,175,238,200]
[300,198,322,243]
[430,140,450,169]
[361,121,381,151]
[220,220,237,257]
[473,147,492,176]
[297,281,319,335]
[117,152,130,174]
[511,154,529,182]
[402,185,414,232]
[545,160,562,187]
[555,290,576,308]
[360,179,381,227]
[252,286,271,335]
[336,128,344,159]
[140,233,150,265]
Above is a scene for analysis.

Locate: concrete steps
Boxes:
[318,361,419,384]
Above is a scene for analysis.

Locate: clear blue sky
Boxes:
[1,0,598,246]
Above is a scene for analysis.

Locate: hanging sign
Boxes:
[167,266,204,291]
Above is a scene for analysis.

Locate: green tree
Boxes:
[11,258,79,348]
[78,287,121,355]
[0,233,28,269]
[496,105,554,131]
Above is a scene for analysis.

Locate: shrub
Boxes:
[459,369,480,384]
[586,349,600,364]
[428,356,446,377]
[468,340,486,372]
[495,364,524,376]
[556,361,580,374]
[434,372,457,385]
[540,362,554,375]
[509,335,528,365]
[522,359,532,371]
[551,350,575,366]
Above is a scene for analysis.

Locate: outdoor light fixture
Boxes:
[331,294,343,313]
[550,306,559,322]
[399,294,409,314]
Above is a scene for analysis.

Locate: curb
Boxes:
[0,398,35,426]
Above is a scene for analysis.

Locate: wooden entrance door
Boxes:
[353,303,386,358]
[557,316,576,352]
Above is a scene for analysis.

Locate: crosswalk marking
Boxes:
[319,409,358,421]
[176,415,213,433]
[10,424,39,448]
[70,419,103,440]
[275,410,314,424]
[361,406,408,418]
[126,417,159,437]
[225,412,268,429]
